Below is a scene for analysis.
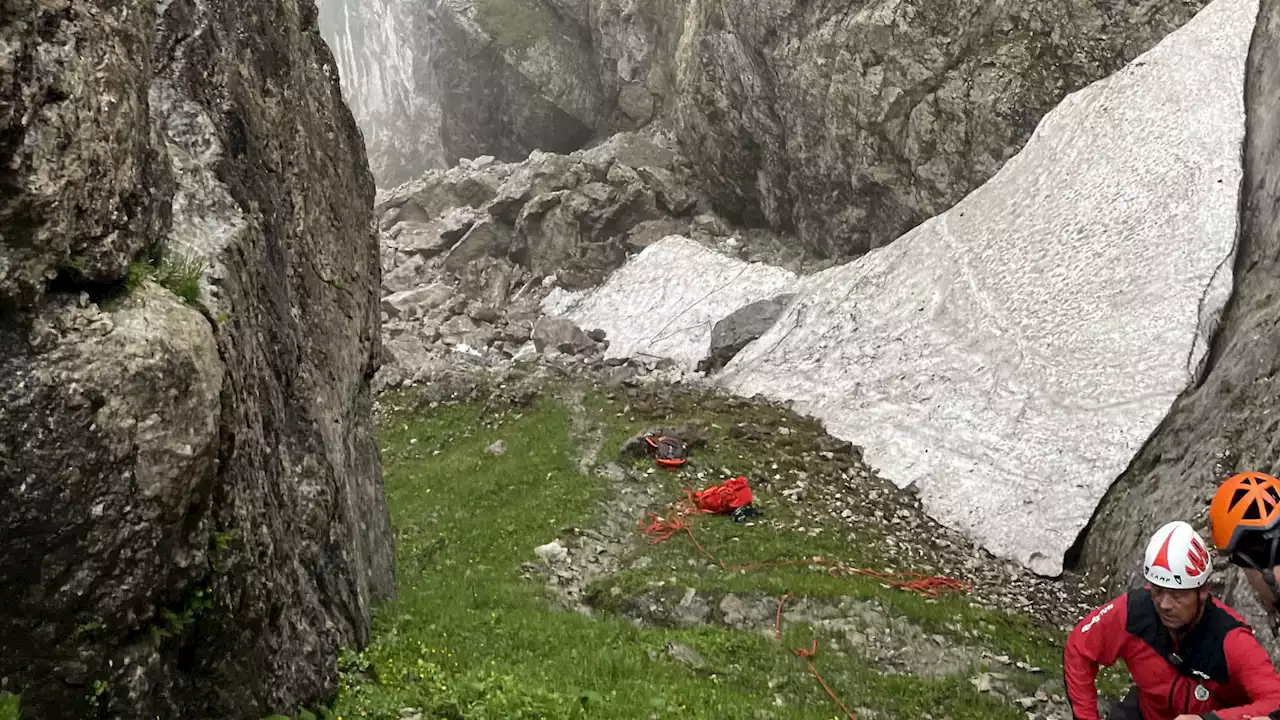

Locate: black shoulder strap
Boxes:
[1125,588,1240,683]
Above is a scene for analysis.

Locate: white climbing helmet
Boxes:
[1143,520,1213,589]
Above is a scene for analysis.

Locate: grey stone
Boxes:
[665,641,707,670]
[382,284,454,319]
[440,313,479,338]
[0,0,395,716]
[378,164,510,226]
[489,153,591,223]
[578,132,678,171]
[443,217,513,271]
[460,258,521,309]
[371,133,709,292]
[625,219,689,251]
[0,289,222,705]
[514,185,654,289]
[502,321,534,344]
[0,0,172,308]
[466,303,503,324]
[700,294,796,373]
[461,323,499,348]
[439,206,486,243]
[532,316,594,355]
[382,254,432,294]
[390,220,452,257]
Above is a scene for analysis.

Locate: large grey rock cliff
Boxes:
[320,0,1210,257]
[0,0,395,717]
[317,0,447,187]
[1073,0,1280,625]
[671,0,1213,256]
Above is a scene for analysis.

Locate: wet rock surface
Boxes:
[0,0,394,716]
[699,294,796,374]
[322,0,1212,261]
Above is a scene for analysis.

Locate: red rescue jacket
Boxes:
[1064,587,1280,719]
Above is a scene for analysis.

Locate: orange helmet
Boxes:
[1209,471,1280,551]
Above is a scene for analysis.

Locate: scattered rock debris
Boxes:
[378,349,1108,720]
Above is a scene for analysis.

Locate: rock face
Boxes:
[316,0,447,186]
[551,0,1255,577]
[371,131,801,388]
[427,0,609,166]
[1072,0,1280,620]
[700,294,796,373]
[0,0,394,717]
[321,0,1210,259]
[670,0,1214,256]
[377,132,697,292]
[318,0,621,182]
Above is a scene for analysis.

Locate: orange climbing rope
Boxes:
[776,592,857,720]
[639,494,970,597]
[638,488,971,717]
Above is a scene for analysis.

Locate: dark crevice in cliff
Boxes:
[43,268,131,306]
[1065,0,1271,584]
[1193,83,1259,390]
[1061,433,1149,575]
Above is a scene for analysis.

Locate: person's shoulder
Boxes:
[1210,596,1250,625]
[1076,590,1134,628]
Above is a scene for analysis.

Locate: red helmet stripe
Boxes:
[1151,528,1175,571]
[1187,537,1209,577]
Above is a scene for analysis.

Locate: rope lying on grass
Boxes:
[776,592,856,719]
[638,491,971,718]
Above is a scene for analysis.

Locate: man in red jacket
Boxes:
[1064,520,1280,720]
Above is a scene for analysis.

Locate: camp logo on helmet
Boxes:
[1144,564,1184,586]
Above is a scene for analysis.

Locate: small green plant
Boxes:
[59,256,87,275]
[125,260,153,292]
[153,253,205,305]
[209,529,239,573]
[0,692,18,720]
[72,618,106,640]
[148,585,213,647]
[86,679,108,714]
[126,251,206,306]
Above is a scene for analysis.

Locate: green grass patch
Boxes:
[580,386,1068,683]
[0,694,17,720]
[126,251,205,306]
[331,387,1078,718]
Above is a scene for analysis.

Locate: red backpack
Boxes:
[693,476,753,514]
